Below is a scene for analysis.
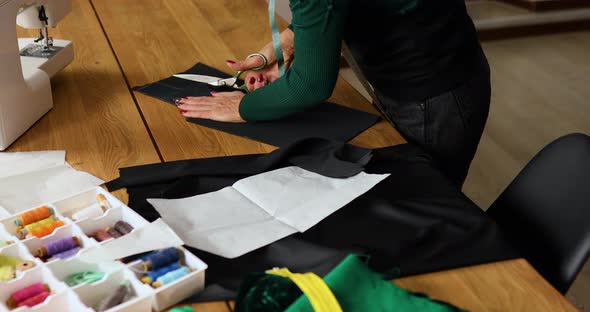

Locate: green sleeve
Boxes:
[239,0,351,121]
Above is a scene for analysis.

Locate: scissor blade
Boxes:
[173,74,223,86]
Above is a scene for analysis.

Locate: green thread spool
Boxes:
[18,216,55,238]
[65,271,106,287]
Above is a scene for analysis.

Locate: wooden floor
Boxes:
[463,30,590,310]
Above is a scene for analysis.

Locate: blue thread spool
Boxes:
[141,262,181,284]
[142,248,181,271]
[152,266,190,288]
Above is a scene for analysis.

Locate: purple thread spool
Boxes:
[41,237,79,258]
[52,247,81,260]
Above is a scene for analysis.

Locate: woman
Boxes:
[175,0,490,186]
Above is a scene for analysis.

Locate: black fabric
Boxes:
[132,63,380,147]
[106,138,519,302]
[345,0,484,102]
[487,133,590,294]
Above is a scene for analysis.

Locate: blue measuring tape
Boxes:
[268,0,285,77]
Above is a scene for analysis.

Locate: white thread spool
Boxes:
[72,203,105,221]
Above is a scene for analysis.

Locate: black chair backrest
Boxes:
[487,133,590,294]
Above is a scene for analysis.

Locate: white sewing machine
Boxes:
[0,0,73,150]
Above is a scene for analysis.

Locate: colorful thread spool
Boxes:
[113,221,134,235]
[141,262,181,284]
[152,266,191,288]
[105,227,123,239]
[91,229,112,242]
[51,246,81,260]
[0,240,14,248]
[17,216,55,238]
[38,236,81,259]
[16,260,36,272]
[142,247,182,271]
[96,193,112,211]
[6,283,50,308]
[28,220,65,238]
[0,265,15,282]
[65,271,105,287]
[72,203,105,221]
[14,206,54,226]
[97,283,131,312]
[169,307,194,312]
[16,291,50,308]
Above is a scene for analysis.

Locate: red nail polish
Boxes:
[226,60,235,64]
[180,110,187,114]
[249,77,256,84]
[258,74,264,83]
[210,91,217,95]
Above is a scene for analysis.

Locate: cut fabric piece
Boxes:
[106,138,519,302]
[132,63,380,146]
[147,167,389,258]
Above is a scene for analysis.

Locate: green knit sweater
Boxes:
[239,0,417,121]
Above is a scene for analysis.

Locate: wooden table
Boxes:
[9,0,576,311]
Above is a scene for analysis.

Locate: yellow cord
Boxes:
[267,268,342,312]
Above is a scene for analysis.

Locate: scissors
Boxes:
[173,53,268,93]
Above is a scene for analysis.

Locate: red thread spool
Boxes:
[28,220,64,238]
[91,229,112,242]
[6,283,50,308]
[17,291,50,307]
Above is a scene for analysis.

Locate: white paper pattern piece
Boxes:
[0,150,65,179]
[0,151,104,214]
[80,219,185,263]
[148,166,389,258]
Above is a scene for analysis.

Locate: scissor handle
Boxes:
[234,53,268,79]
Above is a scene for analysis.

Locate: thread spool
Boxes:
[91,229,112,242]
[65,271,105,287]
[16,291,50,308]
[6,283,50,308]
[38,236,80,258]
[142,247,182,271]
[113,221,134,235]
[105,227,123,239]
[169,307,195,312]
[96,193,112,211]
[96,283,129,312]
[141,262,181,284]
[72,203,105,221]
[51,246,81,260]
[17,216,55,238]
[28,220,65,238]
[0,265,15,282]
[0,240,14,248]
[16,260,36,272]
[152,266,191,288]
[14,206,54,226]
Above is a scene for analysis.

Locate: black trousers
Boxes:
[377,55,491,186]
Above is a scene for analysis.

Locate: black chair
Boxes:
[486,133,590,294]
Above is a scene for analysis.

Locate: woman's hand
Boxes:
[174,91,246,122]
[227,28,294,92]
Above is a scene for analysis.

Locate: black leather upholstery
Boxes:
[487,133,590,293]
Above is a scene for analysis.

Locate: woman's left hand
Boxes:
[174,91,246,122]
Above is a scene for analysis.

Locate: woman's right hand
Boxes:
[227,28,294,92]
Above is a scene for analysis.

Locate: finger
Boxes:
[245,75,257,92]
[177,103,215,112]
[181,109,214,120]
[253,73,266,90]
[211,91,243,97]
[178,96,218,105]
[226,55,264,72]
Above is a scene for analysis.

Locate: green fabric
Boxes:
[285,255,466,312]
[240,0,418,121]
[235,272,303,312]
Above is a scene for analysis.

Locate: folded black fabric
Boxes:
[106,138,519,302]
[132,63,380,146]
